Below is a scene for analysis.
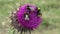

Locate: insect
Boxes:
[10,4,42,34]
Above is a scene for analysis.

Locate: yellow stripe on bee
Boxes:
[38,8,41,10]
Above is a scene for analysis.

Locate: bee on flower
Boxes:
[10,4,42,34]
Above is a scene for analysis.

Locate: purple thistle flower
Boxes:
[16,4,42,29]
[10,4,42,34]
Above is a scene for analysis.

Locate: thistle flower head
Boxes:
[10,4,42,34]
[16,4,42,29]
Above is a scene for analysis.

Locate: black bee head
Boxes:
[36,7,42,16]
[27,5,35,12]
[27,6,31,10]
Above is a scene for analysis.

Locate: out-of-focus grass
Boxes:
[0,0,60,34]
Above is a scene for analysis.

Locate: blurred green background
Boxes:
[0,0,60,34]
